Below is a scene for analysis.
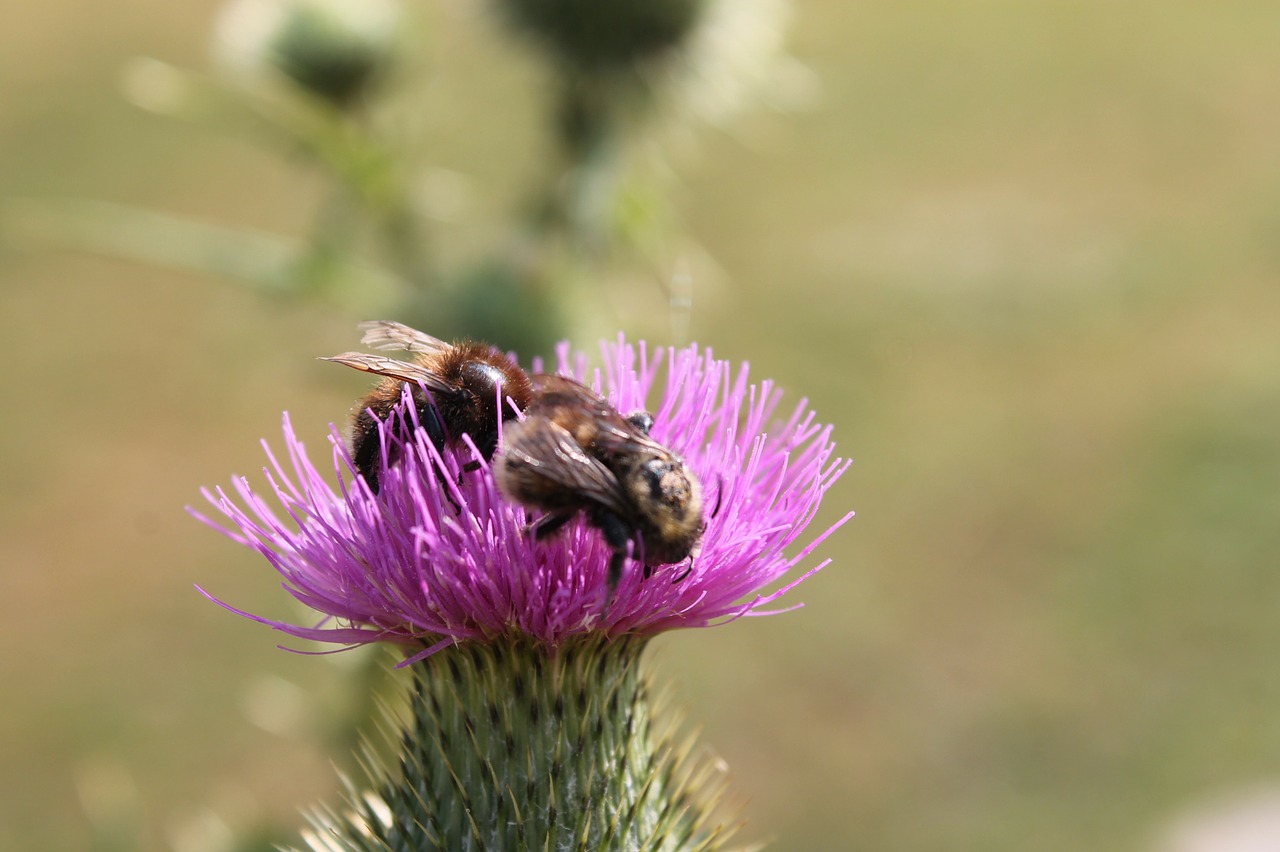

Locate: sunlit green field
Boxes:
[3,2,1280,849]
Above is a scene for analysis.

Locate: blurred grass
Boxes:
[3,1,1280,850]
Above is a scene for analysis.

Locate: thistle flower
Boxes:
[198,337,849,658]
[195,336,851,849]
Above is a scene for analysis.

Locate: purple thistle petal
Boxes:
[194,337,853,661]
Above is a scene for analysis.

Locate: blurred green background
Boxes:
[4,1,1280,850]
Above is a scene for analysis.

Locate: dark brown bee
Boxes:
[325,321,534,493]
[494,374,705,596]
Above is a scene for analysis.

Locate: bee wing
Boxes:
[589,415,670,455]
[357,321,451,356]
[502,418,631,517]
[530,374,629,425]
[529,374,606,404]
[323,352,454,395]
[530,374,664,454]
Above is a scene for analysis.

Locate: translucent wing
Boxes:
[501,417,631,517]
[323,352,454,395]
[530,374,667,455]
[358,321,450,356]
[527,374,609,411]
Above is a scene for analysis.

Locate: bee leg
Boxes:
[422,406,468,511]
[438,477,463,513]
[528,512,574,541]
[606,549,628,601]
[410,394,450,451]
[477,431,500,463]
[640,541,657,579]
[405,402,469,512]
[671,559,694,584]
[709,475,725,519]
[454,456,483,494]
[625,411,655,435]
[458,432,499,477]
[594,510,635,597]
[351,408,386,494]
[428,462,462,513]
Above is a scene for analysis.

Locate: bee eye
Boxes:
[626,411,655,435]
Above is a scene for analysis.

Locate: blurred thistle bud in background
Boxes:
[212,0,403,108]
[484,0,803,266]
[497,0,706,73]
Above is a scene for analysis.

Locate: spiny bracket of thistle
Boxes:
[295,635,739,851]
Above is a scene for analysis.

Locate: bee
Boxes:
[325,321,534,493]
[494,374,705,597]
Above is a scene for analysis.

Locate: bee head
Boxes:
[629,455,704,563]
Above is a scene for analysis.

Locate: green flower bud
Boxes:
[213,0,402,107]
[498,0,707,72]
